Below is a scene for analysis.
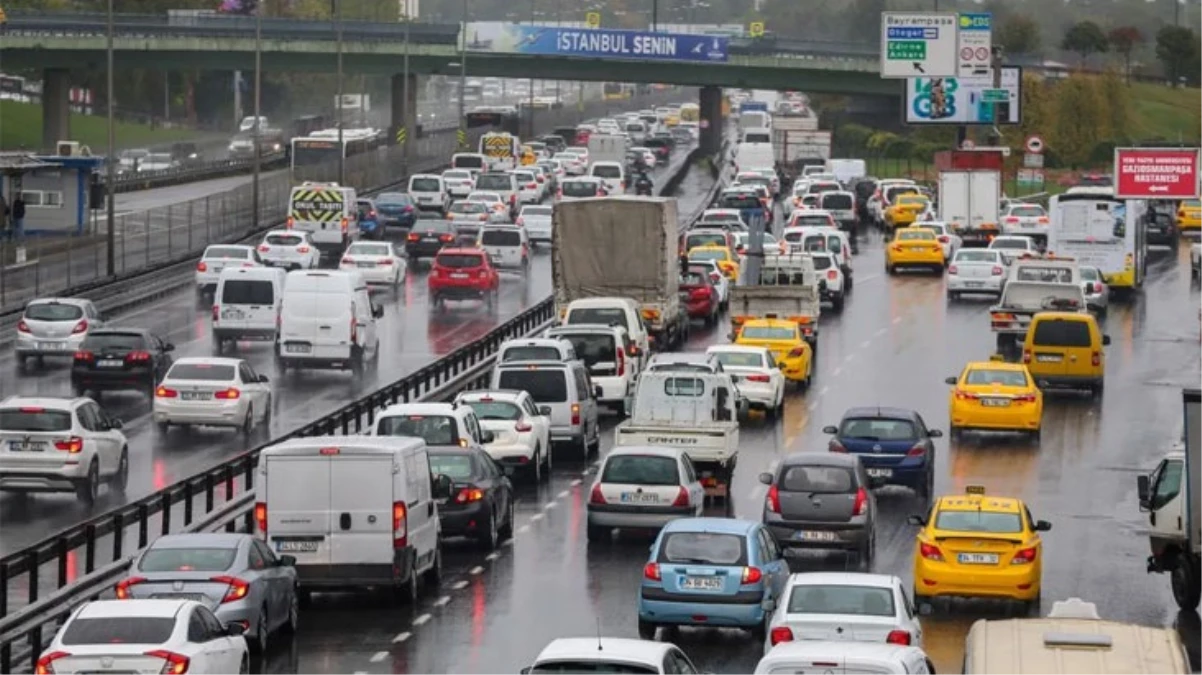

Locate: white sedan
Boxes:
[467,191,511,222]
[765,572,924,655]
[340,241,407,285]
[946,249,1007,300]
[153,357,272,434]
[706,345,785,419]
[552,152,586,175]
[256,230,320,270]
[38,599,249,675]
[441,169,476,198]
[196,245,259,296]
[454,390,552,481]
[517,204,553,245]
[912,221,961,263]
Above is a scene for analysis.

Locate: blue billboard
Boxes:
[467,25,729,63]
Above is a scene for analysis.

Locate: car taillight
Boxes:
[340,217,349,233]
[214,388,241,400]
[341,257,353,265]
[1091,351,1100,366]
[211,575,250,603]
[1022,349,1032,364]
[196,261,207,272]
[643,562,661,581]
[514,420,533,432]
[991,265,1004,276]
[53,436,83,453]
[71,319,89,334]
[709,272,722,284]
[254,502,267,534]
[1011,546,1037,564]
[947,265,959,275]
[919,541,944,561]
[114,576,146,599]
[126,350,152,363]
[35,651,72,675]
[155,386,178,398]
[380,258,393,265]
[1037,216,1049,223]
[616,347,626,377]
[688,287,711,301]
[526,182,537,189]
[907,443,926,457]
[1004,216,1019,224]
[258,244,270,252]
[393,501,408,548]
[516,217,525,226]
[769,627,794,646]
[766,485,780,513]
[557,189,563,197]
[297,245,311,253]
[937,235,949,243]
[440,234,454,242]
[571,403,581,426]
[16,320,30,333]
[829,438,848,453]
[510,194,517,205]
[74,350,94,361]
[746,374,770,382]
[671,486,689,507]
[788,347,806,358]
[455,487,485,503]
[886,630,912,645]
[407,233,420,241]
[589,484,606,504]
[852,487,867,515]
[1015,394,1037,403]
[827,270,837,280]
[954,389,978,401]
[145,650,190,675]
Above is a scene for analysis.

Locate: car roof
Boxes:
[606,445,686,460]
[661,516,757,535]
[77,598,191,619]
[149,533,249,549]
[707,344,770,355]
[481,223,523,232]
[762,641,925,662]
[787,571,898,589]
[842,406,919,421]
[379,402,460,417]
[169,357,244,368]
[0,396,82,410]
[964,360,1028,373]
[547,324,626,336]
[456,389,527,402]
[936,490,1023,513]
[779,452,861,469]
[204,244,254,254]
[437,248,485,257]
[535,637,674,664]
[26,297,89,308]
[88,327,148,336]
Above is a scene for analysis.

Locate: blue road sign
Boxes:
[480,25,729,63]
[887,27,939,40]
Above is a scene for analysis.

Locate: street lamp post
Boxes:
[402,0,411,166]
[105,0,115,277]
[251,1,262,226]
[457,0,468,136]
[528,0,536,138]
[335,0,345,184]
[651,0,658,31]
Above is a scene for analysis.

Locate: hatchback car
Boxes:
[153,357,272,434]
[587,446,705,542]
[821,407,942,502]
[72,329,175,399]
[441,169,476,198]
[466,191,511,222]
[15,297,105,369]
[429,445,515,550]
[453,390,553,480]
[765,573,924,654]
[988,235,1039,265]
[195,245,260,298]
[405,217,456,262]
[114,532,298,654]
[428,248,500,310]
[638,517,789,641]
[522,638,699,674]
[356,198,383,240]
[340,241,407,286]
[1079,265,1110,314]
[256,230,320,270]
[374,191,417,229]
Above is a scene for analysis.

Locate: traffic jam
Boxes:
[4,84,1202,675]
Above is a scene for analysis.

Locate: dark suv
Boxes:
[71,329,175,399]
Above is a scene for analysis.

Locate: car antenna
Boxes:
[596,618,603,651]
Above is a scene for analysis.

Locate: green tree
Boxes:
[1155,26,1200,85]
[1061,21,1109,66]
[1050,76,1106,167]
[1016,73,1051,141]
[996,14,1042,56]
[1095,69,1131,142]
[1107,26,1144,84]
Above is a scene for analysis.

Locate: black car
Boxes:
[537,134,567,155]
[644,138,672,162]
[1144,209,1180,249]
[71,329,175,399]
[428,446,515,550]
[850,177,878,223]
[405,217,456,261]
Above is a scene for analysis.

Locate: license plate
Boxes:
[795,530,837,542]
[963,281,984,288]
[97,359,123,368]
[37,342,64,351]
[221,309,245,320]
[451,273,469,279]
[680,576,722,590]
[357,262,375,268]
[285,343,312,354]
[1036,354,1062,362]
[957,553,999,565]
[8,440,46,452]
[619,492,659,504]
[981,398,1011,407]
[276,540,319,553]
[181,392,209,401]
[867,468,892,478]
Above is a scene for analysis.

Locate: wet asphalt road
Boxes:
[249,229,1200,674]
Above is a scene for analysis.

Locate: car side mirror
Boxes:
[928,429,943,438]
[432,473,454,500]
[226,623,247,636]
[821,425,838,434]
[1034,520,1052,532]
[594,385,603,400]
[906,515,925,526]
[1102,335,1111,346]
[107,418,124,430]
[944,376,957,385]
[758,472,773,485]
[481,430,495,444]
[164,343,175,352]
[277,555,296,567]
[538,405,552,416]
[372,303,385,319]
[258,374,270,383]
[1137,474,1151,509]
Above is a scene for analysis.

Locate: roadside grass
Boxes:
[0,100,203,151]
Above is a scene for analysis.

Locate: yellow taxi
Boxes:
[519,147,537,166]
[945,360,1043,440]
[885,228,945,274]
[688,245,740,282]
[1021,311,1109,398]
[732,318,813,389]
[1178,199,1201,231]
[884,193,930,230]
[908,485,1051,614]
[664,112,681,127]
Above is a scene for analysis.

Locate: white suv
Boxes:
[0,396,128,504]
[810,251,846,313]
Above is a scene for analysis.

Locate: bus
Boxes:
[290,128,383,177]
[465,107,520,134]
[603,82,632,100]
[679,102,700,123]
[1047,187,1148,291]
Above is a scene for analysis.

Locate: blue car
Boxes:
[718,189,769,232]
[374,192,417,230]
[821,407,942,501]
[357,198,383,240]
[637,517,788,641]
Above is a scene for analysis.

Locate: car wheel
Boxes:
[949,425,962,442]
[478,507,500,550]
[1091,381,1104,399]
[239,655,250,674]
[586,521,608,543]
[351,350,366,378]
[532,446,543,483]
[885,262,895,275]
[111,449,129,495]
[76,460,99,505]
[1029,427,1041,442]
[749,608,770,642]
[499,499,515,540]
[933,264,945,276]
[637,619,657,640]
[241,405,254,436]
[947,291,959,302]
[1022,592,1042,616]
[831,293,845,313]
[914,587,934,615]
[156,420,170,434]
[283,587,300,636]
[253,607,269,654]
[424,543,443,587]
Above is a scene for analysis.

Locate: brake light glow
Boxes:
[196,261,208,272]
[906,443,926,457]
[1014,394,1037,403]
[54,436,84,453]
[393,501,408,548]
[827,270,837,280]
[155,386,178,398]
[948,265,959,275]
[589,484,607,504]
[514,420,532,432]
[852,487,867,515]
[643,562,662,581]
[919,541,944,561]
[766,485,780,513]
[829,438,848,453]
[297,245,311,253]
[214,388,241,400]
[571,402,581,426]
[211,575,250,603]
[769,626,794,646]
[407,233,420,242]
[17,320,30,333]
[955,389,978,401]
[456,487,485,503]
[937,235,949,243]
[115,576,146,599]
[1004,216,1019,224]
[991,266,1004,276]
[746,374,770,382]
[886,630,912,645]
[616,346,626,377]
[439,234,454,242]
[1011,546,1037,564]
[741,566,762,584]
[145,650,190,675]
[126,350,152,363]
[258,245,270,252]
[35,651,72,675]
[74,350,94,361]
[254,502,267,534]
[71,320,88,334]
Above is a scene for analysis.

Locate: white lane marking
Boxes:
[892,316,903,325]
[857,273,881,283]
[557,489,570,499]
[820,386,830,395]
[875,328,887,337]
[531,512,545,521]
[518,524,531,532]
[370,652,388,663]
[392,631,411,643]
[503,538,516,546]
[833,366,842,377]
[452,580,469,590]
[859,340,871,349]
[808,401,819,411]
[433,595,451,607]
[469,566,485,575]
[543,501,557,510]
[485,552,500,561]
[412,614,431,626]
[581,469,590,476]
[570,478,582,487]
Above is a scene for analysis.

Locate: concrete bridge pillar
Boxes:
[699,85,722,155]
[42,69,72,152]
[390,73,419,145]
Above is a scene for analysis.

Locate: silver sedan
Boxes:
[1079,265,1110,315]
[114,532,298,654]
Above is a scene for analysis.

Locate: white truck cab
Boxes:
[286,182,359,258]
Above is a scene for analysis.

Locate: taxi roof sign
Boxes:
[965,484,986,495]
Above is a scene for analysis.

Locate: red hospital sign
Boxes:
[1113,147,1200,199]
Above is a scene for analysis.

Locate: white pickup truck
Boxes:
[989,280,1087,352]
[614,371,741,504]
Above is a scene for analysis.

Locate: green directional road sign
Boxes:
[982,89,1008,103]
[887,41,927,61]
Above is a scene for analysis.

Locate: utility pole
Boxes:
[457,0,469,141]
[528,0,537,139]
[105,0,116,277]
[402,0,412,167]
[335,0,345,184]
[252,0,263,226]
[986,46,1003,146]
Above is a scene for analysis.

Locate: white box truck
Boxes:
[939,170,1002,247]
[772,116,830,184]
[586,133,626,167]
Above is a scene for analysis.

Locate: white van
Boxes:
[407,174,449,213]
[212,266,287,354]
[478,224,529,271]
[489,360,600,458]
[277,270,382,374]
[741,126,772,144]
[589,161,626,195]
[451,152,488,176]
[255,436,451,602]
[624,121,648,144]
[286,182,358,258]
[561,297,651,373]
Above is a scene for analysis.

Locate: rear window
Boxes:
[592,165,622,179]
[428,452,475,480]
[205,246,250,259]
[266,234,303,246]
[701,214,739,225]
[965,369,1029,387]
[556,333,617,366]
[377,415,459,446]
[1031,319,1092,347]
[61,618,176,646]
[0,409,72,432]
[1079,267,1100,281]
[743,132,771,143]
[562,181,599,196]
[808,183,840,194]
[1014,266,1074,283]
[497,369,568,403]
[821,194,853,210]
[792,216,833,228]
[523,206,552,217]
[166,363,236,381]
[682,271,707,286]
[934,509,1023,533]
[688,249,726,262]
[602,454,679,486]
[712,351,764,368]
[220,279,274,305]
[811,256,834,271]
[436,254,485,269]
[462,400,522,421]
[24,303,84,321]
[839,418,916,441]
[443,171,471,180]
[138,547,237,572]
[740,325,797,341]
[990,239,1029,250]
[348,244,392,257]
[482,229,521,246]
[531,663,656,674]
[780,465,854,493]
[954,250,999,263]
[1010,205,1045,217]
[454,156,485,169]
[476,175,512,190]
[415,218,453,233]
[81,333,146,352]
[787,584,896,617]
[567,307,627,329]
[686,234,727,249]
[721,195,761,209]
[376,193,412,206]
[659,532,746,566]
[451,202,487,214]
[502,346,563,362]
[411,178,441,192]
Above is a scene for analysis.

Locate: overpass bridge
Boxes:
[1,12,891,153]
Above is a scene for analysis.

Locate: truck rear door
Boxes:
[266,455,332,565]
[328,454,396,566]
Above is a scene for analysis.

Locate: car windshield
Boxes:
[205,247,250,260]
[740,325,796,341]
[991,239,1029,250]
[463,400,522,421]
[166,363,236,381]
[660,532,745,566]
[497,369,568,403]
[935,509,1024,533]
[377,415,458,445]
[567,307,627,329]
[1009,205,1045,217]
[146,153,172,164]
[0,408,72,432]
[955,250,999,263]
[428,452,475,480]
[689,249,727,262]
[722,195,761,209]
[592,165,622,179]
[602,454,679,486]
[964,369,1028,387]
[82,332,146,352]
[348,244,392,257]
[61,618,176,646]
[503,346,563,361]
[711,351,764,368]
[523,206,552,217]
[687,234,727,249]
[482,229,522,246]
[266,234,304,246]
[221,279,274,305]
[562,181,599,197]
[531,663,657,674]
[781,465,854,493]
[139,546,237,572]
[514,173,534,183]
[808,183,840,194]
[787,584,896,617]
[476,175,512,190]
[436,254,485,269]
[411,178,440,192]
[451,202,487,214]
[376,193,411,205]
[839,418,916,441]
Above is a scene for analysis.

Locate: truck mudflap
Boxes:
[693,455,737,501]
[958,225,1001,247]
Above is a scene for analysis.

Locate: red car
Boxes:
[680,268,719,326]
[428,248,500,310]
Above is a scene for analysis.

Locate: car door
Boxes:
[521,396,551,449]
[77,402,118,473]
[480,451,511,519]
[353,288,377,352]
[409,448,437,568]
[198,606,243,672]
[250,539,290,631]
[679,455,704,514]
[574,364,598,437]
[756,528,789,601]
[239,363,269,421]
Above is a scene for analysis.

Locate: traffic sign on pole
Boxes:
[749,21,765,38]
[1114,147,1201,199]
[880,13,958,78]
[585,12,601,28]
[981,88,1008,103]
[1025,135,1044,154]
[957,12,992,77]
